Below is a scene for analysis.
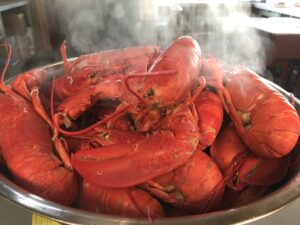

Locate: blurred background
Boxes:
[0,0,299,96]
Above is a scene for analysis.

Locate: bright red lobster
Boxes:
[201,57,300,159]
[0,45,77,205]
[70,36,204,188]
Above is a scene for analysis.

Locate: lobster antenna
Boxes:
[125,69,178,105]
[50,76,61,135]
[0,44,12,86]
[189,76,206,103]
[60,40,69,72]
[219,87,246,135]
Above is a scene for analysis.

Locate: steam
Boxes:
[54,0,160,53]
[53,0,272,74]
[199,3,273,74]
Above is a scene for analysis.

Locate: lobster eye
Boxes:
[88,72,97,80]
[144,88,155,99]
[99,131,110,140]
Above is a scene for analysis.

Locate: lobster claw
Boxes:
[72,131,198,188]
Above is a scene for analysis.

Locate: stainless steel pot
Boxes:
[0,62,300,225]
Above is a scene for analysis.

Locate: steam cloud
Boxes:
[53,0,272,74]
[200,3,273,74]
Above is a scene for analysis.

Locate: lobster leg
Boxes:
[52,134,73,170]
[60,41,69,72]
[31,88,54,129]
[142,181,179,205]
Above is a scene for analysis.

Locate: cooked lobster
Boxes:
[0,45,77,205]
[201,58,300,158]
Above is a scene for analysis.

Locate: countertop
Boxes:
[253,2,300,18]
[1,195,300,225]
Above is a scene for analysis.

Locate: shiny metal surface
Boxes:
[0,62,300,225]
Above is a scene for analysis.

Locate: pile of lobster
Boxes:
[0,36,299,218]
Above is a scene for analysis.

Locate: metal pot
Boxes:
[0,62,300,225]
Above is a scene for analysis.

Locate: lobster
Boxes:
[77,180,165,217]
[52,36,202,131]
[53,37,203,189]
[0,45,77,205]
[210,125,291,190]
[201,57,300,159]
[55,43,161,100]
